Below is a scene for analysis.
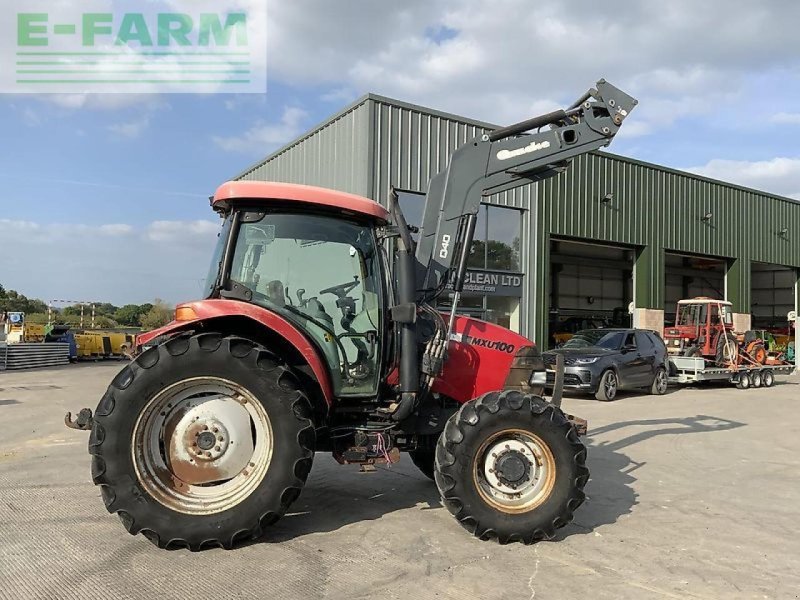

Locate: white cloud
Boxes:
[212,106,309,153]
[0,219,221,305]
[687,157,800,199]
[770,112,800,125]
[108,115,151,139]
[265,0,800,130]
[98,224,135,235]
[146,220,221,242]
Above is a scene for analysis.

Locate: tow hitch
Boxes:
[64,408,93,431]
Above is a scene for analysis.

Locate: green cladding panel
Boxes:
[235,93,800,345]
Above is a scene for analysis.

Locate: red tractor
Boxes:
[663,297,741,366]
[68,81,637,548]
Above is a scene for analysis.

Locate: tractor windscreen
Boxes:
[204,216,233,297]
[226,212,383,396]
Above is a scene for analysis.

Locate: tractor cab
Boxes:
[206,182,390,397]
[664,297,737,363]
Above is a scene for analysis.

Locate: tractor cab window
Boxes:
[719,304,733,325]
[677,304,703,326]
[227,212,383,397]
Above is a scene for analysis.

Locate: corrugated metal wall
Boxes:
[539,152,800,267]
[235,94,800,345]
[236,100,372,197]
[368,97,533,210]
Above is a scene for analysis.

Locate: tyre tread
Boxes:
[89,333,315,551]
[435,390,588,544]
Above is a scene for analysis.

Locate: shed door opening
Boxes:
[548,239,634,348]
[664,252,725,324]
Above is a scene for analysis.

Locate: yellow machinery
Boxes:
[74,331,135,359]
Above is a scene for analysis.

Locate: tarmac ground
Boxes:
[1,363,799,599]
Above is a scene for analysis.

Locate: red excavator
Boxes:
[67,80,637,548]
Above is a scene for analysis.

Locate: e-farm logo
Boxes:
[2,1,267,93]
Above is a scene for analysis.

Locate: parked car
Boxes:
[543,328,669,401]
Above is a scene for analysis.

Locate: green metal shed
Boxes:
[235,93,800,350]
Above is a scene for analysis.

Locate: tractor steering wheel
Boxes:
[319,277,360,298]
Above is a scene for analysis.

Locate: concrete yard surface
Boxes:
[1,363,799,599]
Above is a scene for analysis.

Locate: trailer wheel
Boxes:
[434,390,588,544]
[762,369,775,387]
[736,373,750,389]
[750,371,762,388]
[595,370,618,401]
[89,333,315,550]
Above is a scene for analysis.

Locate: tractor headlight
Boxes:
[574,357,599,364]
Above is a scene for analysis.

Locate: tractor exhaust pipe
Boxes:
[388,189,419,421]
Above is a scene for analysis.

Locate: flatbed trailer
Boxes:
[669,356,795,389]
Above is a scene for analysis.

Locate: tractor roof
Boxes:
[677,297,732,305]
[212,181,389,222]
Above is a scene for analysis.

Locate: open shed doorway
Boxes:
[664,252,725,326]
[548,238,634,348]
[751,262,796,356]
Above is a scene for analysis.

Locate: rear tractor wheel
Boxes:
[434,390,588,544]
[715,334,739,367]
[89,333,316,550]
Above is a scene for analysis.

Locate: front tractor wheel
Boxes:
[89,333,316,550]
[434,391,588,544]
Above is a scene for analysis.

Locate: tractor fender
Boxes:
[136,299,334,405]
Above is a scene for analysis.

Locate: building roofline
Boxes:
[233,93,374,180]
[232,92,799,208]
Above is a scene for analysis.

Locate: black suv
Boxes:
[543,328,669,401]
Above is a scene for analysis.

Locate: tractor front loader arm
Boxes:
[416,79,638,295]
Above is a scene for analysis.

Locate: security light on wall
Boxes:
[701,212,713,222]
[779,227,789,236]
[600,192,613,204]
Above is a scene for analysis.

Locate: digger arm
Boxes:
[415,79,638,294]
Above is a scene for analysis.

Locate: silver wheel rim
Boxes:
[473,429,556,514]
[764,371,774,386]
[655,370,668,394]
[752,373,761,387]
[132,377,273,515]
[605,372,617,398]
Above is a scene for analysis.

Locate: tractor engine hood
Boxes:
[431,313,544,402]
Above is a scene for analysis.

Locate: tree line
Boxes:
[0,284,173,330]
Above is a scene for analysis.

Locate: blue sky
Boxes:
[1,0,798,306]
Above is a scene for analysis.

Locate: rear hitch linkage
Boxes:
[64,408,94,431]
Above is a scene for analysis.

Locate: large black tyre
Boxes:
[409,449,436,481]
[89,332,315,550]
[715,333,738,367]
[434,390,588,544]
